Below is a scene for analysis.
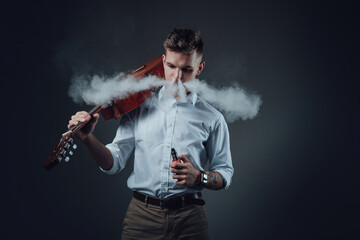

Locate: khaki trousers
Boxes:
[122,197,209,240]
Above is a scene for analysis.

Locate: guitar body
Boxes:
[100,56,164,120]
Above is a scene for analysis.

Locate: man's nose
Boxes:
[173,69,182,82]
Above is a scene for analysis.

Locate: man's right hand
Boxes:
[67,111,100,141]
[67,111,113,170]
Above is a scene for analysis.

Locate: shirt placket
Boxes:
[160,103,178,199]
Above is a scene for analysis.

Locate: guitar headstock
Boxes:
[43,130,78,170]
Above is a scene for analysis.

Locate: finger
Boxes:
[80,114,92,122]
[74,112,83,118]
[68,120,79,129]
[72,115,86,122]
[170,162,185,169]
[175,180,186,185]
[89,113,99,122]
[170,168,187,174]
[81,112,91,120]
[172,175,186,180]
[68,119,79,125]
[77,111,90,119]
[179,155,190,163]
[79,111,89,115]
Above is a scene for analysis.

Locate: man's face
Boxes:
[162,49,205,83]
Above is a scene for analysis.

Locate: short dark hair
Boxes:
[163,28,203,55]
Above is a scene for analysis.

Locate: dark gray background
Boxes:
[2,0,359,239]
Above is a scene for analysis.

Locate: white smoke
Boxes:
[68,74,261,122]
[184,79,262,122]
[161,72,188,103]
[68,73,166,107]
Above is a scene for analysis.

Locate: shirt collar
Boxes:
[158,85,197,106]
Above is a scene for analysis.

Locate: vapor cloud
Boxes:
[68,73,165,106]
[184,79,262,122]
[68,74,262,122]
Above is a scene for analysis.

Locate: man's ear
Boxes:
[196,61,205,76]
[162,54,166,64]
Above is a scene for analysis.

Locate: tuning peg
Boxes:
[68,138,77,149]
[68,150,73,156]
[60,149,70,163]
[57,156,62,162]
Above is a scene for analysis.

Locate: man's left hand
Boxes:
[170,155,201,187]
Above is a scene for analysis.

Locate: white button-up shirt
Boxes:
[101,86,234,199]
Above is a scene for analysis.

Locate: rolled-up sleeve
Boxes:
[100,113,135,175]
[206,115,234,190]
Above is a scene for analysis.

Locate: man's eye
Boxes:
[168,65,175,68]
[182,68,193,72]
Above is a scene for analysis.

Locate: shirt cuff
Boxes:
[215,169,232,190]
[99,146,121,175]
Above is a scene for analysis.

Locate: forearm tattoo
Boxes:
[206,171,226,190]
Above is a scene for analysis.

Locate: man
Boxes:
[68,28,234,240]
